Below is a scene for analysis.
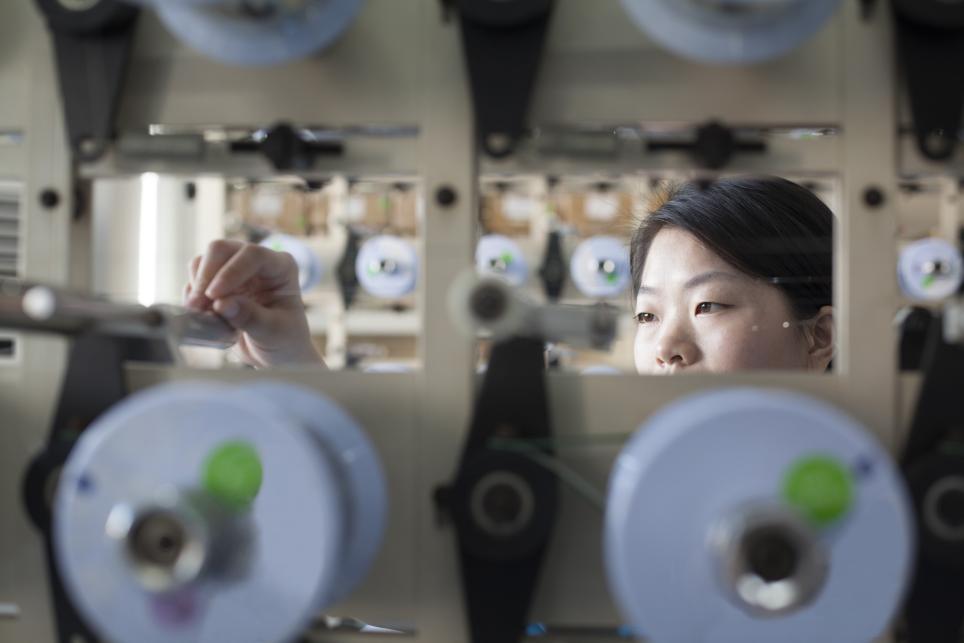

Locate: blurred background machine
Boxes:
[2,0,964,642]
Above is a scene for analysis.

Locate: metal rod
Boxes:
[0,279,239,349]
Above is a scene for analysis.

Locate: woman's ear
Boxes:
[804,305,835,371]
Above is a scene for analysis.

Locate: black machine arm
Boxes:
[901,312,964,642]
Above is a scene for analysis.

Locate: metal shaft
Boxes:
[0,279,239,349]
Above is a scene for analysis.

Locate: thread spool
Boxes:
[54,381,386,643]
[355,235,418,299]
[144,0,365,67]
[476,234,529,287]
[569,236,630,299]
[605,388,912,643]
[898,237,964,301]
[619,0,841,65]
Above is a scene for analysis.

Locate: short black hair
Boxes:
[630,175,833,319]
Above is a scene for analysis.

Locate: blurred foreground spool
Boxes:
[605,388,913,643]
[619,0,842,65]
[137,0,365,67]
[53,381,386,643]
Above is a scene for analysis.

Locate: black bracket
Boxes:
[455,0,555,158]
[436,337,558,643]
[538,231,566,302]
[900,315,964,642]
[21,331,172,643]
[647,120,766,170]
[893,0,964,161]
[34,0,140,161]
[898,306,935,371]
[336,227,362,309]
[230,122,345,171]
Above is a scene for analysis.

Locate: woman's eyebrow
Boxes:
[682,270,743,290]
[637,271,743,295]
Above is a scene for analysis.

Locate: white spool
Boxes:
[898,237,964,301]
[605,388,913,643]
[619,0,841,65]
[355,235,418,299]
[260,233,323,292]
[580,364,621,375]
[147,0,364,67]
[54,381,386,643]
[476,234,529,287]
[362,362,414,373]
[569,236,630,299]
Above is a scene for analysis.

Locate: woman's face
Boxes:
[634,227,832,374]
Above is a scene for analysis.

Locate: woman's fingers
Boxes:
[188,254,201,281]
[190,239,245,306]
[212,295,278,337]
[183,255,202,306]
[204,245,299,301]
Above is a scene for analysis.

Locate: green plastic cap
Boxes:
[782,455,853,527]
[202,441,263,510]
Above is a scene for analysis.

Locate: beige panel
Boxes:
[533,0,842,124]
[0,2,42,131]
[118,1,421,129]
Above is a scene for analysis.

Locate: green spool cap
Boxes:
[202,441,263,510]
[782,455,854,527]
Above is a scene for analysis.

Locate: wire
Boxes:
[488,439,608,511]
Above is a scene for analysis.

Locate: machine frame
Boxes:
[0,1,925,641]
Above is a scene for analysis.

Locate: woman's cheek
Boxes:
[697,316,772,371]
[633,325,653,374]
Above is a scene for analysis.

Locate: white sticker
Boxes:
[345,195,368,222]
[502,195,535,222]
[585,193,620,221]
[250,191,284,218]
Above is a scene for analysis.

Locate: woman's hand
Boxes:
[184,240,324,368]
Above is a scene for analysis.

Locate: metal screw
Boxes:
[863,186,885,209]
[435,185,458,208]
[924,129,953,158]
[77,137,102,158]
[485,132,513,156]
[39,189,60,210]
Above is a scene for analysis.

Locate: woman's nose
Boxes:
[655,318,700,370]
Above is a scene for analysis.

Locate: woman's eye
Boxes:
[635,312,656,324]
[695,302,726,315]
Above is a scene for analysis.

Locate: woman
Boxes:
[631,175,834,373]
[185,175,833,372]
